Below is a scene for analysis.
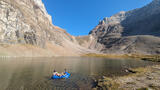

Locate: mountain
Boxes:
[1,0,159,57]
[0,0,92,57]
[88,0,160,54]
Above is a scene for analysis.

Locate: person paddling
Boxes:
[53,70,61,76]
[51,69,70,79]
[52,69,67,76]
[61,68,67,75]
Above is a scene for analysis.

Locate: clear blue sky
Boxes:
[42,0,152,36]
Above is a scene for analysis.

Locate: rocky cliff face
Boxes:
[0,0,70,46]
[89,0,160,54]
[1,0,159,56]
[0,0,91,57]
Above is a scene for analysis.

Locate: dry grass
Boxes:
[97,77,122,90]
[96,66,151,90]
[83,53,160,62]
[136,88,149,90]
[122,67,151,78]
[127,54,160,62]
[83,53,131,59]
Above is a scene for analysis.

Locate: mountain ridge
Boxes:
[0,0,94,57]
[0,0,160,57]
[87,0,160,54]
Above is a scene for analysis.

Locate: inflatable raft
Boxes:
[51,72,70,79]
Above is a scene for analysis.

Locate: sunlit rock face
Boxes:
[0,0,91,57]
[0,0,49,46]
[0,1,37,45]
[33,0,52,23]
[89,0,160,54]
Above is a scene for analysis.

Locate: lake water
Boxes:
[0,57,156,90]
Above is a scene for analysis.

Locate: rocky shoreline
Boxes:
[93,65,160,90]
[89,54,160,90]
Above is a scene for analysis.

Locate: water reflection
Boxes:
[0,57,155,90]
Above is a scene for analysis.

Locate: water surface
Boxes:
[0,57,156,90]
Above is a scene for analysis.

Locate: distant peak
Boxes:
[119,11,126,14]
[99,11,126,25]
[33,0,46,13]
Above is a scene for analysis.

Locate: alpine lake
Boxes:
[0,57,157,90]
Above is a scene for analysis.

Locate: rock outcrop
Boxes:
[0,0,92,57]
[1,0,160,57]
[89,0,160,54]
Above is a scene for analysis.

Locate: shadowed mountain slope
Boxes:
[88,0,160,54]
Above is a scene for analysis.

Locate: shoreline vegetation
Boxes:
[83,53,160,62]
[94,65,160,90]
[84,53,160,90]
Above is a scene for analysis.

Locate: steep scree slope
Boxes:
[89,0,160,54]
[0,0,92,57]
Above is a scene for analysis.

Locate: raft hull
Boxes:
[51,72,70,79]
